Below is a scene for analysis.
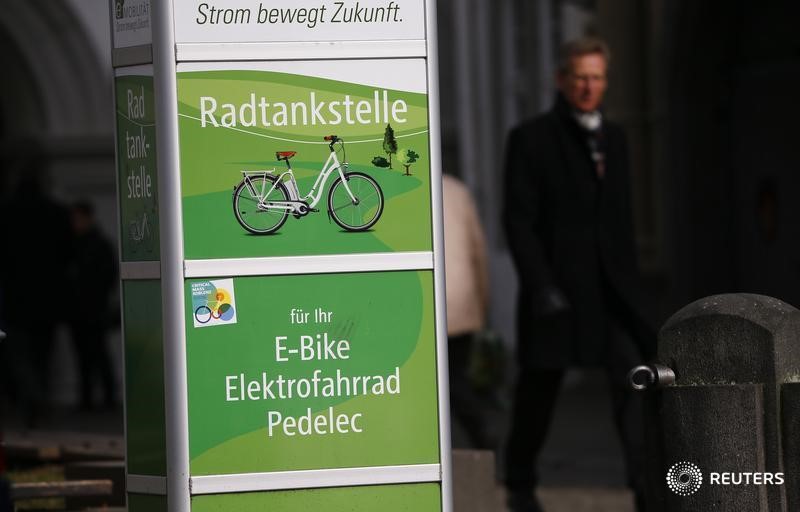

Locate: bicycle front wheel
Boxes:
[233,176,290,234]
[327,172,384,231]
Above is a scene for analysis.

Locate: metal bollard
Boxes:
[630,293,800,512]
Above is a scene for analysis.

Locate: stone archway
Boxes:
[0,1,118,407]
[0,1,109,134]
[0,0,114,201]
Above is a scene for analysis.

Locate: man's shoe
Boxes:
[507,490,544,512]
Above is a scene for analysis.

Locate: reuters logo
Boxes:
[666,461,703,496]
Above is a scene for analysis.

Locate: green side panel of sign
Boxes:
[115,74,160,261]
[123,280,167,475]
[176,67,432,259]
[191,483,441,512]
[185,271,440,475]
[129,493,167,512]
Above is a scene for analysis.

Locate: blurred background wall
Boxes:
[1,0,799,400]
[1,1,115,233]
[435,0,800,349]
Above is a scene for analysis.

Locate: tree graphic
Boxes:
[397,148,419,176]
[382,124,398,169]
[371,156,390,168]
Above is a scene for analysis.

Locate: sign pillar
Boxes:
[112,1,451,511]
[110,0,170,511]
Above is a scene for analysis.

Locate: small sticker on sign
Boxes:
[191,278,238,327]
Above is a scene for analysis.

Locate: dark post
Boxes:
[630,294,800,511]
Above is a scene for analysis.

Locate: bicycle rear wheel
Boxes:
[327,172,384,231]
[194,305,212,324]
[233,176,290,234]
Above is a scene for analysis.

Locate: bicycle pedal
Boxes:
[310,208,319,213]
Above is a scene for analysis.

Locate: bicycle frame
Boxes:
[239,171,291,211]
[286,146,355,208]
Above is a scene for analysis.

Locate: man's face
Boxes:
[557,53,608,112]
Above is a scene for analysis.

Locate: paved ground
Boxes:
[452,368,629,486]
[537,487,634,512]
[453,368,635,511]
[453,447,634,512]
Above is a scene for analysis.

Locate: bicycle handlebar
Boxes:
[325,135,342,153]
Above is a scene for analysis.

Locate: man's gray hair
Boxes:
[558,37,611,74]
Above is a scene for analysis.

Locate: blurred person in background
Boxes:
[66,200,118,410]
[0,158,72,426]
[502,37,654,512]
[443,173,492,450]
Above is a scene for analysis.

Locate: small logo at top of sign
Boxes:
[192,278,237,328]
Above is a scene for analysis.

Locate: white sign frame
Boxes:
[135,1,452,510]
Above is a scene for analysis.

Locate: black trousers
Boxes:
[0,476,11,512]
[1,322,57,424]
[70,322,116,407]
[504,323,646,509]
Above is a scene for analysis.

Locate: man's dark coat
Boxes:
[503,95,653,368]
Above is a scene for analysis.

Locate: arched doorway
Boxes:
[0,1,114,219]
[0,1,118,407]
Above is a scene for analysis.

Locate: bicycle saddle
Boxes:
[276,151,297,160]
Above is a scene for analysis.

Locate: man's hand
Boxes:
[532,286,570,317]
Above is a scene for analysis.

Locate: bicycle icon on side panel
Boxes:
[130,212,150,242]
[232,135,384,235]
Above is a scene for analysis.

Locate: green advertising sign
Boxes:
[123,280,167,476]
[176,60,432,260]
[191,483,440,512]
[115,71,160,261]
[128,494,168,512]
[184,270,439,475]
[113,1,448,509]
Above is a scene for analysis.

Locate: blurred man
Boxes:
[502,37,654,512]
[67,201,118,409]
[0,162,72,426]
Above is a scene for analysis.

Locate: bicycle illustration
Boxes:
[129,212,151,242]
[194,291,234,324]
[232,135,384,235]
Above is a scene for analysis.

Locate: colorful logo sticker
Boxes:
[191,278,237,328]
